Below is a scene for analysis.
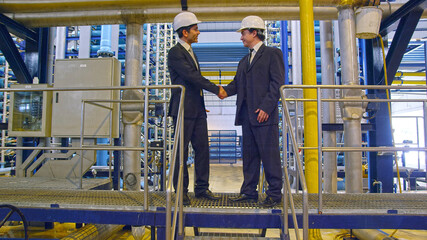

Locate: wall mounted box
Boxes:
[8,84,52,137]
[52,58,120,138]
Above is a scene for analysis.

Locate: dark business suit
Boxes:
[224,44,284,201]
[168,43,220,195]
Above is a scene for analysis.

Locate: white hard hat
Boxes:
[173,11,201,31]
[237,15,265,32]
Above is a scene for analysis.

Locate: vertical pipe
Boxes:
[123,23,143,191]
[98,25,113,55]
[162,23,168,190]
[291,21,302,85]
[55,27,66,60]
[280,21,289,85]
[1,61,8,168]
[78,26,91,58]
[144,24,151,209]
[300,0,318,195]
[320,20,337,193]
[424,42,427,190]
[317,88,323,213]
[338,7,363,193]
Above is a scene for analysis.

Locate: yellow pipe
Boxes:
[300,0,318,195]
[392,80,426,85]
[395,72,426,77]
[209,79,234,85]
[201,71,236,76]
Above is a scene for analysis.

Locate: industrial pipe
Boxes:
[122,23,143,192]
[320,20,337,193]
[338,6,364,193]
[61,224,123,240]
[0,0,377,13]
[3,4,422,28]
[300,0,318,195]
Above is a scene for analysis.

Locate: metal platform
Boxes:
[0,188,426,240]
[0,177,111,190]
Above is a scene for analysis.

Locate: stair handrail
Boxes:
[280,85,309,240]
[165,86,185,240]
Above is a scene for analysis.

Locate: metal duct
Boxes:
[2,4,422,27]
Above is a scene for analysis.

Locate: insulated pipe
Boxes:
[338,7,363,193]
[123,23,143,192]
[4,4,420,28]
[61,224,123,240]
[97,25,114,56]
[291,21,302,85]
[320,20,337,193]
[300,0,318,196]
[351,229,394,240]
[0,0,376,13]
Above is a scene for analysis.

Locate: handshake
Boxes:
[217,86,228,100]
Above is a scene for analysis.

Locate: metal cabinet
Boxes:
[52,58,120,138]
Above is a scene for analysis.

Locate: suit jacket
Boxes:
[224,44,284,126]
[168,43,220,118]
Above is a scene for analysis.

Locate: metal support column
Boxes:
[338,6,363,193]
[320,20,337,193]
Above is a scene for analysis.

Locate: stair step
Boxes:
[185,232,280,240]
[185,237,280,240]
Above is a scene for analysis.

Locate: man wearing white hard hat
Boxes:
[221,16,284,207]
[168,11,225,205]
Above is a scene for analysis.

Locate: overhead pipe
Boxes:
[0,0,377,13]
[320,20,337,193]
[4,4,422,28]
[338,6,363,193]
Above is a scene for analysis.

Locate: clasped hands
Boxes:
[218,86,228,99]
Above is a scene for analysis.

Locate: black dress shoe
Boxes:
[195,189,221,200]
[259,196,281,208]
[229,194,258,203]
[182,193,191,206]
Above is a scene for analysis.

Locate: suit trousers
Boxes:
[240,102,282,201]
[173,117,210,195]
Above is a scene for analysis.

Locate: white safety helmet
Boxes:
[173,11,201,31]
[237,15,265,32]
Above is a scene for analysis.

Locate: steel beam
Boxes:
[0,13,37,42]
[379,0,427,36]
[2,208,426,230]
[380,8,423,86]
[363,37,394,193]
[0,24,32,84]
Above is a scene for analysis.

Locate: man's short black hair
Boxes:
[248,28,265,42]
[176,24,197,38]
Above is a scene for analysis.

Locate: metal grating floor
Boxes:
[0,177,111,190]
[0,188,426,215]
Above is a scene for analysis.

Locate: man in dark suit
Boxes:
[221,16,284,207]
[168,11,227,205]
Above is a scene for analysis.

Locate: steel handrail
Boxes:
[280,85,309,240]
[282,84,427,216]
[4,84,185,239]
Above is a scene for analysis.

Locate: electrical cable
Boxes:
[0,204,29,240]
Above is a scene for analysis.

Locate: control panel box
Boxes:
[52,58,120,138]
[8,84,52,137]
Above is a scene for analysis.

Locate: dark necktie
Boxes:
[248,49,254,65]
